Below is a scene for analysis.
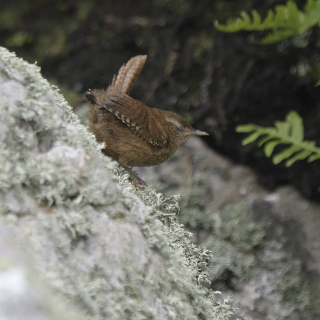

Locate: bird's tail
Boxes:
[107,55,147,96]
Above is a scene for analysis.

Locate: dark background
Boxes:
[2,0,320,200]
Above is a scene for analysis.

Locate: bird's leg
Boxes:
[118,160,147,189]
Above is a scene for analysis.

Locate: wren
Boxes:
[86,55,208,188]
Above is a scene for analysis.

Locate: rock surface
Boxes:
[136,137,320,320]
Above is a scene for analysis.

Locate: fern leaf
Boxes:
[264,140,281,157]
[242,131,264,144]
[275,121,290,136]
[272,145,301,164]
[258,135,274,147]
[286,149,313,166]
[236,124,257,133]
[273,4,287,26]
[215,0,320,44]
[261,10,275,29]
[251,10,262,27]
[236,111,320,166]
[287,111,304,141]
[308,153,320,161]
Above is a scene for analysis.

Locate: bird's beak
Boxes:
[85,90,97,104]
[190,129,209,136]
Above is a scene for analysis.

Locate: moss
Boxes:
[193,31,215,63]
[49,79,84,109]
[6,31,33,47]
[196,203,262,284]
[170,174,262,285]
[278,258,320,318]
[215,204,265,252]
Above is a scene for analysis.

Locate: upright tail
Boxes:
[107,55,147,96]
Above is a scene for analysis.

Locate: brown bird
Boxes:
[86,55,208,188]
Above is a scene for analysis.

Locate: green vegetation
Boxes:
[215,0,320,168]
[237,111,320,166]
[215,0,320,44]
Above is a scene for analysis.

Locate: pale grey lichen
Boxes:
[0,47,236,320]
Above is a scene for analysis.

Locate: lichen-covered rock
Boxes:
[0,47,235,320]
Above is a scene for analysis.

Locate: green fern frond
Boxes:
[236,111,320,166]
[215,0,320,44]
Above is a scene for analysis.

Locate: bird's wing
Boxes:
[99,93,168,148]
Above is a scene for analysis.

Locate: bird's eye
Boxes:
[175,124,182,132]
